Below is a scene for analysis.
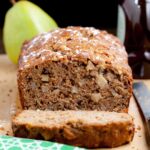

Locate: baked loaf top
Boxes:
[19,26,132,78]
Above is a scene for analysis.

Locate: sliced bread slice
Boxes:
[12,110,134,148]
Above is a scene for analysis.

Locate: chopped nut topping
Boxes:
[52,89,60,95]
[41,84,49,92]
[78,79,85,87]
[41,74,49,82]
[86,61,95,71]
[30,82,36,89]
[111,89,118,97]
[90,70,98,77]
[97,74,108,88]
[91,93,102,102]
[41,130,54,140]
[71,86,78,94]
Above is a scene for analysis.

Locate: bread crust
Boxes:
[19,27,132,74]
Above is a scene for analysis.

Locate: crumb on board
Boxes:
[9,89,13,93]
[138,135,142,137]
[1,100,6,103]
[137,125,141,130]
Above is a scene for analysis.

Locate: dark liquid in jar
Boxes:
[118,0,150,78]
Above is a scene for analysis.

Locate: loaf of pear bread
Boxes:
[18,26,133,112]
[12,110,134,148]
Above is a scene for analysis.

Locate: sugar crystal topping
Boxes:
[20,27,128,70]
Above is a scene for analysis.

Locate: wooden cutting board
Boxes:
[0,54,149,150]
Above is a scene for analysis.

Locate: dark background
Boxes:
[0,0,118,53]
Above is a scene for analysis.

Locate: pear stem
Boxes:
[10,0,16,5]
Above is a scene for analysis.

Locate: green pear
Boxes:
[3,1,58,64]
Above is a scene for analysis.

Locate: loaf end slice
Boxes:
[12,110,134,148]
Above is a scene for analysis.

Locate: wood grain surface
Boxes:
[0,54,149,150]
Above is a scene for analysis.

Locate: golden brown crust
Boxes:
[19,27,132,76]
[12,110,134,148]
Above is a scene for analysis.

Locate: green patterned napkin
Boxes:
[0,136,86,150]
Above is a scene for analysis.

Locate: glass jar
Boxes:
[117,0,150,78]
